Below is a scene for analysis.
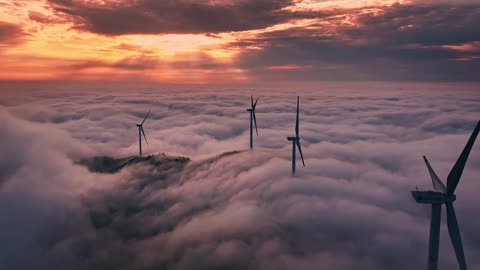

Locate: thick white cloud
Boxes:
[0,82,479,270]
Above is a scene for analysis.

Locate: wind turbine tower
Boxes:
[246,96,259,149]
[287,96,305,176]
[412,120,479,270]
[136,109,150,157]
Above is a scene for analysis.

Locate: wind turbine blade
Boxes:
[446,202,468,270]
[251,96,254,108]
[423,156,447,193]
[296,141,305,167]
[141,109,151,125]
[428,204,442,270]
[141,127,148,145]
[295,96,300,137]
[253,111,258,136]
[447,120,480,195]
[253,97,259,108]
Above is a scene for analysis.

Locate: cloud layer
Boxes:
[47,0,302,35]
[1,1,480,81]
[233,3,480,81]
[0,82,479,269]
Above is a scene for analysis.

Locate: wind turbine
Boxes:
[136,109,150,157]
[246,96,259,149]
[412,120,480,270]
[287,96,305,176]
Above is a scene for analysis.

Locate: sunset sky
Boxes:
[1,2,480,269]
[0,0,479,83]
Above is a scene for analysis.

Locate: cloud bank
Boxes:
[233,4,480,81]
[47,0,303,35]
[1,1,480,82]
[0,83,479,270]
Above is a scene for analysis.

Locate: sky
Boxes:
[0,84,479,270]
[0,0,480,83]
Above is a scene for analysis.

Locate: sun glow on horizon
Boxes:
[0,0,249,82]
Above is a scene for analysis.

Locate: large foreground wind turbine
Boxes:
[246,96,259,149]
[136,109,150,157]
[287,96,305,176]
[412,120,480,270]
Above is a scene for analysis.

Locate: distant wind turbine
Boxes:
[412,120,480,270]
[136,109,150,157]
[287,96,305,176]
[246,96,259,149]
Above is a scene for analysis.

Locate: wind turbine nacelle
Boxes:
[411,191,456,204]
[287,136,299,141]
[246,108,253,112]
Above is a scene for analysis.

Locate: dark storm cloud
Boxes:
[46,0,316,35]
[231,3,480,81]
[341,3,480,46]
[0,86,480,270]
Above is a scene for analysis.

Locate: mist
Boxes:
[0,82,479,270]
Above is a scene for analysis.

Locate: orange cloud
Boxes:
[266,64,307,70]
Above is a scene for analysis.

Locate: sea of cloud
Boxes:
[0,81,479,270]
